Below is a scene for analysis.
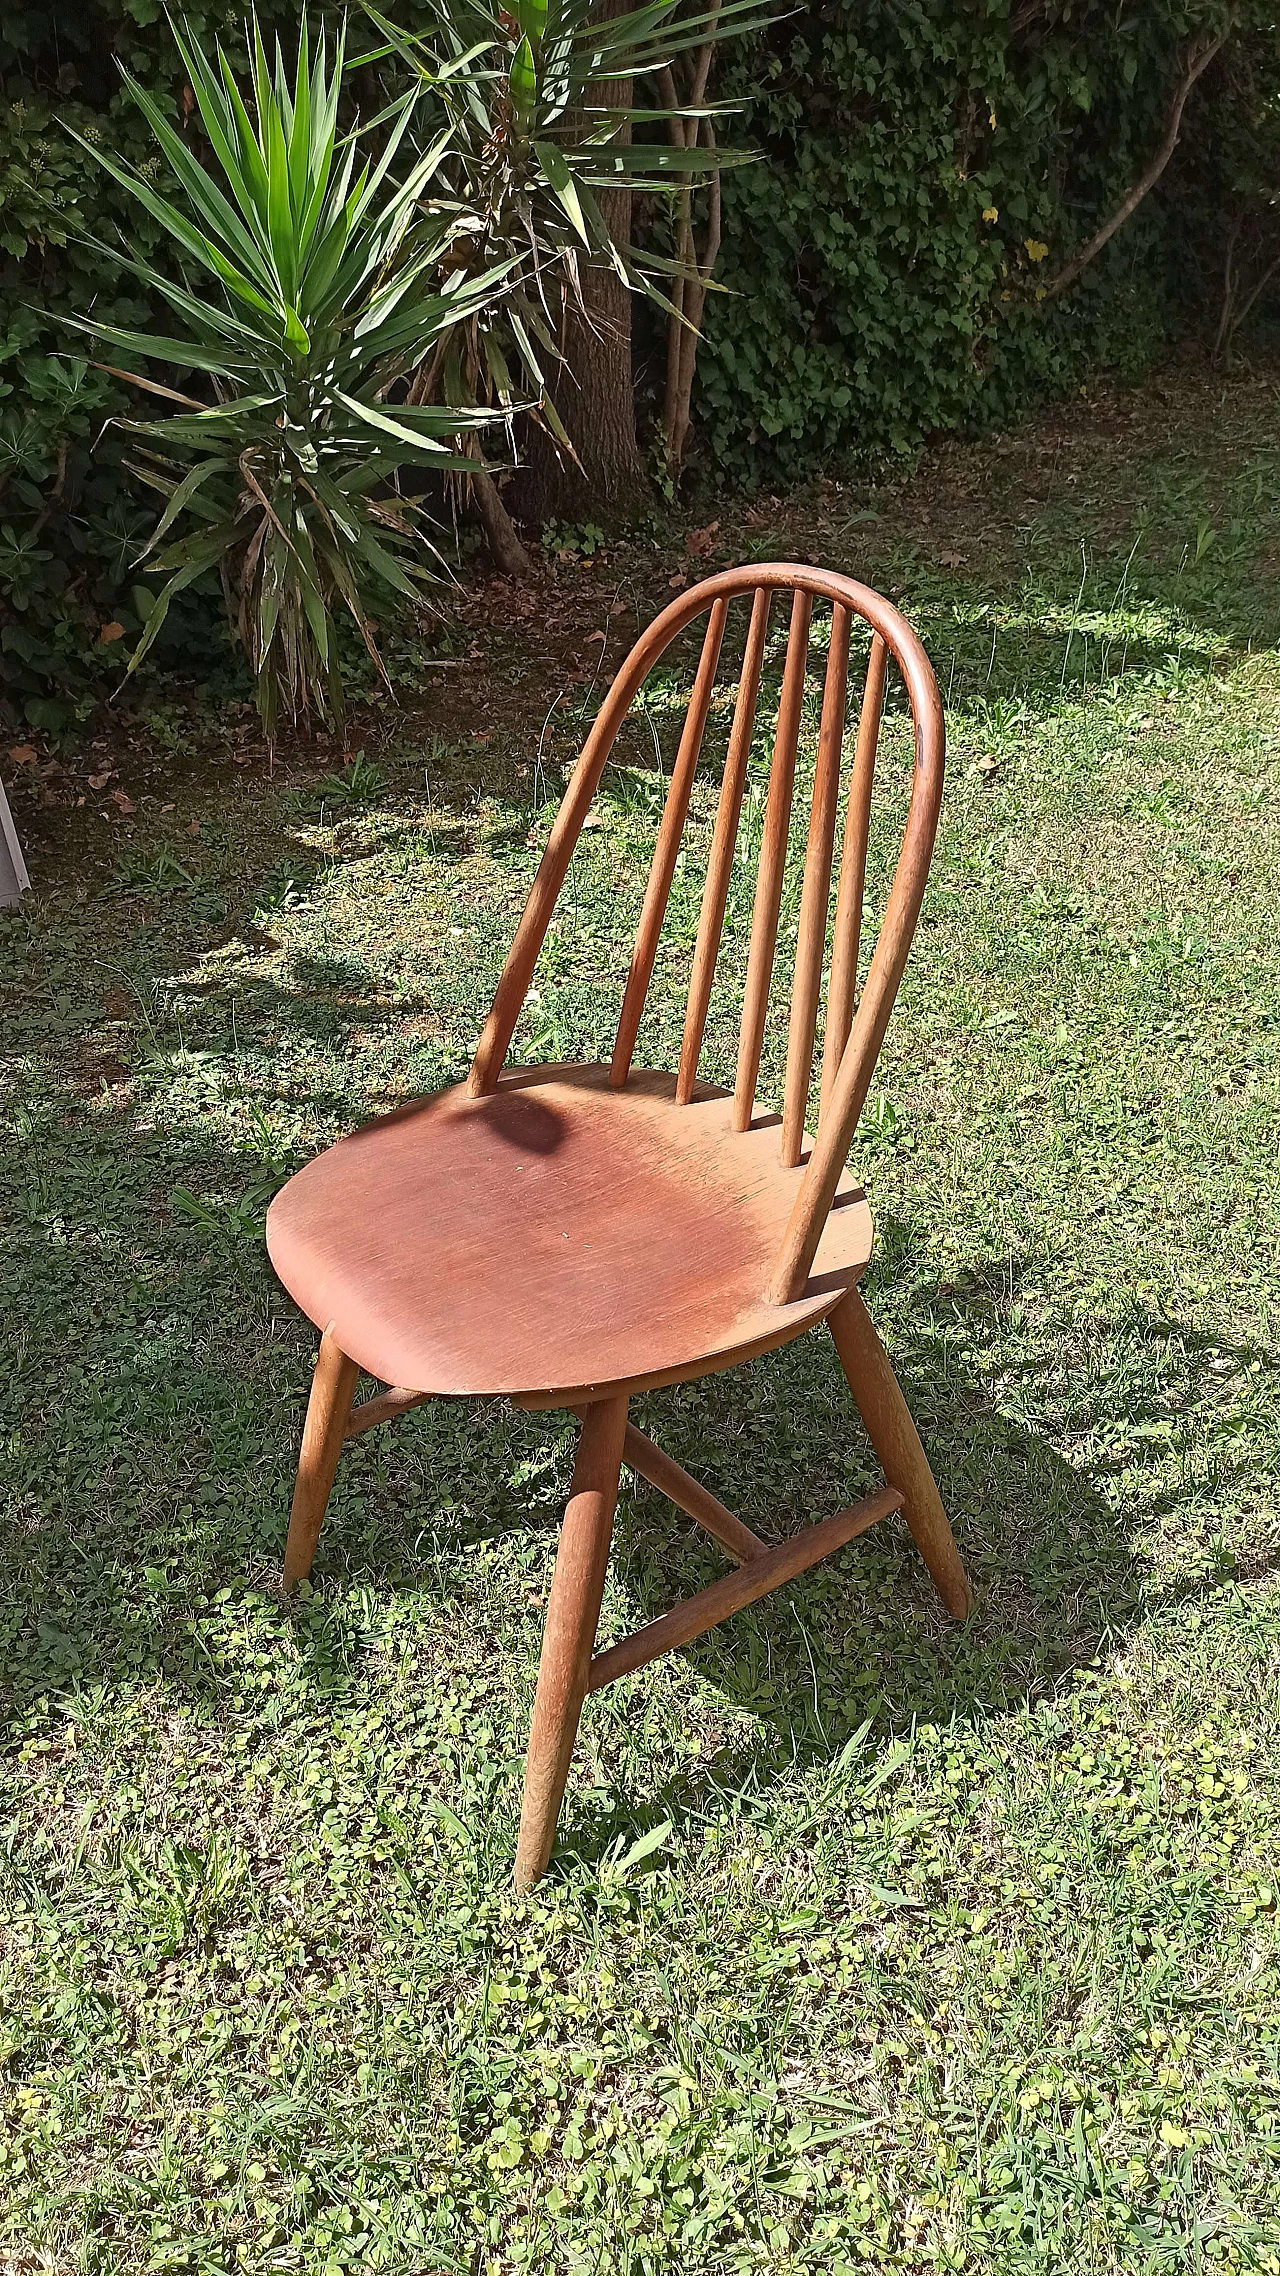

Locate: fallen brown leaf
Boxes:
[99,621,126,645]
[88,768,115,791]
[110,789,136,814]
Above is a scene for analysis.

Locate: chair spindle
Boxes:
[819,631,887,1123]
[676,588,772,1104]
[780,604,851,1167]
[732,589,813,1133]
[610,598,729,1087]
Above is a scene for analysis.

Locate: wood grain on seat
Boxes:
[266,1063,872,1402]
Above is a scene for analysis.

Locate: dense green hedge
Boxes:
[0,1,1258,729]
[0,3,315,731]
[697,0,1240,476]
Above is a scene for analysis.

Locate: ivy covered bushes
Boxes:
[1,2,269,733]
[696,0,1245,477]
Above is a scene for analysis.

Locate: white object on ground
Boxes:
[0,777,30,908]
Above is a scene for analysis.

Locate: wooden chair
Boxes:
[266,562,971,1890]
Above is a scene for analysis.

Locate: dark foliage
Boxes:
[695,0,1257,477]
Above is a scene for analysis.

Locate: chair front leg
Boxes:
[283,1324,360,1590]
[828,1288,971,1619]
[514,1392,628,1892]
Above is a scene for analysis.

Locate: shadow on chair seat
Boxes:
[266,1063,873,1401]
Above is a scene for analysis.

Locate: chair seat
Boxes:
[266,1063,873,1401]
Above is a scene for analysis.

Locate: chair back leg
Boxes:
[514,1393,629,1891]
[828,1290,971,1618]
[283,1324,359,1589]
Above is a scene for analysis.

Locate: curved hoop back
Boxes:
[467,563,945,1304]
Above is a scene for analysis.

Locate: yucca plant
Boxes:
[363,0,773,555]
[66,13,511,737]
[369,0,768,305]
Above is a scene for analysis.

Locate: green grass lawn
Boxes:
[2,359,1279,2273]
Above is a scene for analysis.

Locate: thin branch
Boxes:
[1040,27,1231,304]
[31,439,69,537]
[660,8,721,478]
[469,462,531,575]
[688,24,718,114]
[676,125,720,430]
[1213,207,1247,357]
[1223,238,1280,353]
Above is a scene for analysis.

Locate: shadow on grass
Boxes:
[3,539,1259,1179]
[4,1138,1273,1688]
[11,1221,1269,1869]
[538,1262,1280,1874]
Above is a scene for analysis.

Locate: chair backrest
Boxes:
[467,563,944,1305]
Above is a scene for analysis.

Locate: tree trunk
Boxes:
[514,0,647,530]
[470,465,531,576]
[403,345,532,575]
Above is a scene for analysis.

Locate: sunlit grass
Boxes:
[1,372,1279,2273]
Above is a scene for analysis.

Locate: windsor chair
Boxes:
[266,562,971,1890]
